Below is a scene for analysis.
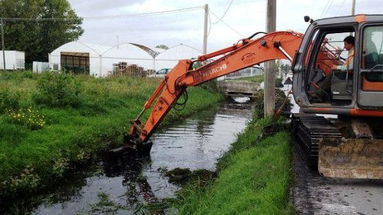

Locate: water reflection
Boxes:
[29,100,253,215]
[144,101,253,198]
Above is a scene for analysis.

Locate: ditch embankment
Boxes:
[0,71,223,212]
[30,97,254,215]
[171,117,294,215]
[1,72,295,215]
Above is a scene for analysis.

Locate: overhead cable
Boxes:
[321,0,334,18]
[209,10,245,37]
[212,0,234,24]
[0,6,203,21]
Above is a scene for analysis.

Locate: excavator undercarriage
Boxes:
[292,114,383,179]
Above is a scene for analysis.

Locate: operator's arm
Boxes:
[332,53,354,71]
[336,59,353,71]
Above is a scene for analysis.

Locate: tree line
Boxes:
[0,0,83,64]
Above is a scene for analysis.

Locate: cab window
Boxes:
[358,25,383,107]
[362,26,383,70]
[305,28,355,105]
[361,25,383,90]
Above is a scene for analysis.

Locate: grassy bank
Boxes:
[174,117,293,214]
[228,75,264,83]
[0,71,223,200]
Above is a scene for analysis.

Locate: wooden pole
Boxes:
[1,18,6,70]
[203,4,208,54]
[264,0,276,117]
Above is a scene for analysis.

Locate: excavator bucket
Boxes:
[319,139,383,179]
[293,115,383,179]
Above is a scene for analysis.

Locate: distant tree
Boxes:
[155,44,169,50]
[0,0,83,64]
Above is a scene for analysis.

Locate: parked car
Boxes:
[148,68,171,78]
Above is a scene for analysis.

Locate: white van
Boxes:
[148,68,171,78]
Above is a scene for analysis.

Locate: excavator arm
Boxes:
[128,31,303,144]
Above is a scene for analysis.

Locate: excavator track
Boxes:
[291,114,342,170]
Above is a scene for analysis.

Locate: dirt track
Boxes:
[292,146,383,215]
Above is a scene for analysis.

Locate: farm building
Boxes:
[155,44,202,69]
[33,62,50,73]
[49,41,160,76]
[104,43,157,76]
[48,41,203,76]
[49,41,113,76]
[0,50,25,70]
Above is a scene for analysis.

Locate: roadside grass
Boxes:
[0,71,223,200]
[228,74,264,83]
[174,117,293,215]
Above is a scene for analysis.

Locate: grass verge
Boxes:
[227,75,264,83]
[0,71,223,200]
[173,117,293,215]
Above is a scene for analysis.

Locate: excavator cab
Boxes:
[292,15,383,179]
[293,14,383,112]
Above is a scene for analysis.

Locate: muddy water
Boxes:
[30,100,253,215]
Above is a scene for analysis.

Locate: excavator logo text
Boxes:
[202,63,228,78]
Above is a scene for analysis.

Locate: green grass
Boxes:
[174,117,293,215]
[228,75,264,83]
[0,71,223,199]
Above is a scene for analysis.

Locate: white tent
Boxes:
[102,43,155,72]
[49,41,202,76]
[155,44,202,70]
[49,41,159,76]
[49,41,112,76]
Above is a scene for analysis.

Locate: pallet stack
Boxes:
[112,62,148,77]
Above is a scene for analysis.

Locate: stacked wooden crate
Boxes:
[112,62,148,77]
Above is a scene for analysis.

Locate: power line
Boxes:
[0,6,204,22]
[335,0,347,15]
[0,17,79,22]
[212,0,234,24]
[209,10,245,37]
[321,0,334,18]
[83,6,203,20]
[207,11,212,37]
[320,0,330,18]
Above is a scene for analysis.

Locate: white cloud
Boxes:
[67,0,383,52]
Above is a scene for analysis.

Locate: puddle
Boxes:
[20,99,254,215]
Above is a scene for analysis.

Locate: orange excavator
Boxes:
[126,14,383,179]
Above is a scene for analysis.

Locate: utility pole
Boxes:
[264,0,276,117]
[351,0,356,15]
[203,4,208,54]
[1,18,6,70]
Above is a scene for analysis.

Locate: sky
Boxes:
[66,0,383,53]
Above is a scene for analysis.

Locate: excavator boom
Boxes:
[129,31,303,143]
[127,18,383,179]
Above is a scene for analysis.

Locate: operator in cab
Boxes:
[333,36,355,71]
[311,36,355,101]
